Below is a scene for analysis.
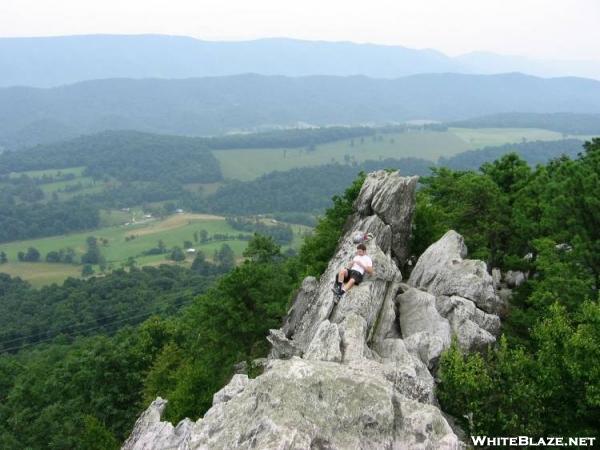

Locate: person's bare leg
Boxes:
[337,269,347,284]
[343,278,356,293]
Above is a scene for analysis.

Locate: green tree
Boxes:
[19,246,41,262]
[190,251,213,275]
[81,264,94,277]
[199,229,209,243]
[81,236,103,265]
[63,247,76,264]
[46,250,61,263]
[243,234,281,263]
[215,244,235,271]
[481,152,531,197]
[415,167,511,266]
[170,247,186,262]
[79,415,119,450]
[155,258,294,421]
[0,251,7,264]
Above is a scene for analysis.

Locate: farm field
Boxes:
[449,127,565,148]
[3,165,108,202]
[8,166,86,179]
[0,213,310,286]
[0,262,82,287]
[213,127,568,181]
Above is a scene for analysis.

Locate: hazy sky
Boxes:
[2,0,599,60]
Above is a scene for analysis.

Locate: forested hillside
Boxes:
[439,138,584,170]
[450,112,600,135]
[206,158,432,214]
[2,73,600,149]
[0,131,221,183]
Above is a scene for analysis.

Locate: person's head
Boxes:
[356,243,366,255]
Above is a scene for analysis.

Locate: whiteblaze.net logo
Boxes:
[470,436,597,447]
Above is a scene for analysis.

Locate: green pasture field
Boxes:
[39,176,96,194]
[0,213,310,286]
[4,165,106,201]
[213,131,469,181]
[8,166,86,179]
[449,127,564,148]
[0,262,82,288]
[213,128,567,181]
[54,184,106,201]
[98,209,138,227]
[183,182,225,197]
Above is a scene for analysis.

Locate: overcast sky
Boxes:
[2,0,599,60]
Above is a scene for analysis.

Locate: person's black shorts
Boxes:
[343,269,364,285]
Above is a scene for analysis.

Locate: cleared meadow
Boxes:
[0,213,309,286]
[214,128,566,180]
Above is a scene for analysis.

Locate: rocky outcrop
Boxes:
[504,270,526,288]
[408,230,506,317]
[122,398,193,450]
[124,171,505,450]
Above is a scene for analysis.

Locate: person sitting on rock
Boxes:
[332,243,373,299]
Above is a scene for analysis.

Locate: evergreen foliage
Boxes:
[434,139,600,438]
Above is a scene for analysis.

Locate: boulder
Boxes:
[436,296,499,351]
[408,230,503,315]
[492,268,502,289]
[304,321,342,362]
[267,329,302,359]
[397,288,452,368]
[212,374,250,406]
[122,397,193,450]
[505,270,526,288]
[339,313,368,362]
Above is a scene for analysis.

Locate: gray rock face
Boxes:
[304,320,342,362]
[354,170,419,265]
[122,398,193,450]
[505,270,526,288]
[267,329,302,359]
[212,374,250,405]
[124,172,506,450]
[492,268,502,289]
[397,288,452,368]
[408,230,505,316]
[281,276,319,338]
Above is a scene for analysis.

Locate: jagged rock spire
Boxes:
[123,171,504,450]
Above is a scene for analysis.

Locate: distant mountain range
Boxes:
[1,35,600,88]
[1,72,599,150]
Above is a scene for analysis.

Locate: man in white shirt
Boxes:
[332,243,373,299]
